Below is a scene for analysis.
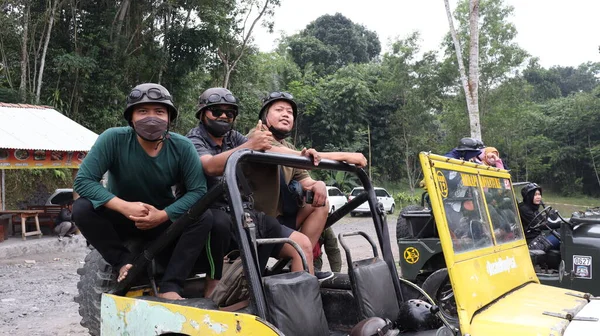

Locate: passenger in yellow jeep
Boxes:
[73,83,216,301]
[185,88,314,278]
[248,91,367,280]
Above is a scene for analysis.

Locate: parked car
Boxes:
[349,187,395,216]
[46,188,74,205]
[326,186,348,214]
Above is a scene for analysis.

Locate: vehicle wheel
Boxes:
[388,204,395,214]
[74,249,117,336]
[350,212,356,217]
[421,268,459,329]
[330,206,335,215]
[396,205,424,240]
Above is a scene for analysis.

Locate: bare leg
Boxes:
[296,201,329,248]
[279,231,314,274]
[157,292,184,300]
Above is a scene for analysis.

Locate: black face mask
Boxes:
[262,116,292,140]
[133,117,168,141]
[203,118,233,137]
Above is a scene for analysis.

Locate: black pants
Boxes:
[211,208,292,272]
[73,198,228,295]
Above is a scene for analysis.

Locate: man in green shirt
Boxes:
[73,83,217,300]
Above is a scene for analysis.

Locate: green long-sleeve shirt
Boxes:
[74,127,206,220]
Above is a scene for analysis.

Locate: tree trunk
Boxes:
[588,135,600,189]
[36,0,60,104]
[402,127,414,193]
[112,0,131,40]
[444,0,481,140]
[19,1,30,101]
[221,0,272,88]
[467,0,481,140]
[0,36,14,89]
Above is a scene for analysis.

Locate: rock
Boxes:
[24,260,36,264]
[31,306,39,312]
[1,298,16,303]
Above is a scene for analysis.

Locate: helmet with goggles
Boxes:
[258,91,298,121]
[195,88,239,119]
[124,83,178,124]
[455,137,485,151]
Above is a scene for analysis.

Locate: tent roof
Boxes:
[0,103,98,151]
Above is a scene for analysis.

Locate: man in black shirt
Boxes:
[55,201,77,241]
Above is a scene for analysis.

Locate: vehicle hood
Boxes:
[469,283,596,336]
[563,299,600,336]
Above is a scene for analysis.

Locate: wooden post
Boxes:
[1,169,5,211]
[71,168,80,200]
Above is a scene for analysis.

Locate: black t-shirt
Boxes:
[186,124,248,190]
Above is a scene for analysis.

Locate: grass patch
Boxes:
[541,192,600,216]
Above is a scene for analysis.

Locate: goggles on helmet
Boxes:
[263,91,293,103]
[201,93,238,105]
[127,87,173,104]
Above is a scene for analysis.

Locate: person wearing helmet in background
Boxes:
[444,137,484,162]
[185,87,317,278]
[248,91,366,279]
[518,183,560,252]
[73,83,212,300]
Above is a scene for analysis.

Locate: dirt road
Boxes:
[0,214,399,335]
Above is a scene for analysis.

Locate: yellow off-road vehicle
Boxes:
[75,150,452,336]
[402,152,600,335]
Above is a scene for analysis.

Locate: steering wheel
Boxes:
[529,206,564,242]
[528,206,553,230]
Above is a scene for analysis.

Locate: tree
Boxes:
[35,0,62,103]
[444,0,480,139]
[288,13,381,76]
[217,0,281,88]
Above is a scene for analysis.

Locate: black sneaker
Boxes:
[315,271,334,282]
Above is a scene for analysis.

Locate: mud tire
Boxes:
[73,249,117,336]
[421,268,459,329]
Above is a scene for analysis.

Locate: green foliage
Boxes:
[393,192,421,208]
[288,13,381,76]
[324,171,359,193]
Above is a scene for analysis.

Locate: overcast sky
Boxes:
[253,0,599,68]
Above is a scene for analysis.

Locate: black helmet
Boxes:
[195,88,238,119]
[455,137,485,151]
[521,183,542,200]
[124,83,178,124]
[258,91,298,121]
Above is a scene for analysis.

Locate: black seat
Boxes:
[263,271,329,336]
[529,249,546,266]
[339,231,400,322]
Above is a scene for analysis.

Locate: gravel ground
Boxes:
[0,214,399,336]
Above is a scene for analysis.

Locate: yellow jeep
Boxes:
[417,152,600,335]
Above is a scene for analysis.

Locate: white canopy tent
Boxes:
[0,103,98,210]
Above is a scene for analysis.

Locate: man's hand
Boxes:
[342,153,367,168]
[121,201,150,219]
[300,147,321,166]
[310,181,327,207]
[129,204,168,230]
[246,120,274,151]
